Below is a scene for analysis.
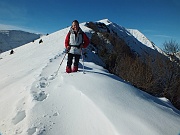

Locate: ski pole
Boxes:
[55,52,67,75]
[81,49,85,74]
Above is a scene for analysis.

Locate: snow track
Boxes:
[22,52,120,135]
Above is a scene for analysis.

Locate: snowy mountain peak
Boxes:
[98,18,112,25]
[88,19,164,56]
[127,29,158,50]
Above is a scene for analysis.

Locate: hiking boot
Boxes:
[66,66,71,73]
[72,66,78,72]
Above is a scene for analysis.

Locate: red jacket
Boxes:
[65,30,90,49]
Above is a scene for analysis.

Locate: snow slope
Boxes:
[0,21,180,135]
[0,30,41,53]
[127,29,163,53]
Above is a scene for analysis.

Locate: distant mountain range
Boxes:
[0,30,41,53]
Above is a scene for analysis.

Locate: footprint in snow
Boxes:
[49,53,61,62]
[38,77,49,88]
[27,126,46,135]
[33,91,48,101]
[27,127,36,135]
[53,112,59,116]
[48,74,56,80]
[12,110,26,125]
[49,58,53,62]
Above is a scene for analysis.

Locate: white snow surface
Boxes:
[127,29,164,53]
[0,20,180,135]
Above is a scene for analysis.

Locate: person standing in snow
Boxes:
[65,20,89,73]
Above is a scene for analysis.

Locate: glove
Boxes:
[66,46,71,52]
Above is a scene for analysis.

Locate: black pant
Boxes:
[67,53,81,67]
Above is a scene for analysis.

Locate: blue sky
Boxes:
[0,0,179,49]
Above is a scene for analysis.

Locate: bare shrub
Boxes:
[163,40,180,56]
[150,53,180,108]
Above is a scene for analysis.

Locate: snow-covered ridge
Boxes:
[127,29,164,53]
[0,30,41,53]
[95,19,165,56]
[128,29,154,48]
[128,29,154,49]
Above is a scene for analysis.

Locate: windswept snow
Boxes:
[0,20,180,135]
